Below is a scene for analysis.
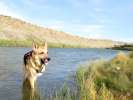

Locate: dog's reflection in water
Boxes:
[22,79,41,100]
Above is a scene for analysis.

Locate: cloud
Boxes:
[21,0,50,9]
[44,20,65,30]
[41,20,105,38]
[90,0,103,6]
[71,24,105,39]
[67,0,87,8]
[128,3,133,12]
[67,0,103,7]
[93,7,104,13]
[0,1,25,20]
[77,24,104,33]
[44,20,105,39]
[63,23,104,34]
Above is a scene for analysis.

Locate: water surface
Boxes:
[0,47,122,100]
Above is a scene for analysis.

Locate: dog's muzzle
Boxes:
[36,57,51,73]
[41,57,51,65]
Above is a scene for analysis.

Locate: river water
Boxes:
[0,47,122,100]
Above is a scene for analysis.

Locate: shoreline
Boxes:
[0,39,83,48]
[0,39,112,48]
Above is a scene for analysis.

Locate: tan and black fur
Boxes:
[23,42,50,89]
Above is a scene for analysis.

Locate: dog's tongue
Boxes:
[44,59,48,63]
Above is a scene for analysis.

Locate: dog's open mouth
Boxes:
[41,57,51,65]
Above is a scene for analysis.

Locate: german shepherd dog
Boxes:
[23,42,50,89]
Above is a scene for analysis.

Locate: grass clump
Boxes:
[75,52,133,100]
[49,84,78,100]
[51,52,133,100]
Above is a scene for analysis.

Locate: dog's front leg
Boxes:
[29,77,36,89]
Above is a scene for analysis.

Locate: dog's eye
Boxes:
[40,52,44,54]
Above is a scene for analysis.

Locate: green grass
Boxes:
[50,52,133,100]
[112,44,133,51]
[0,39,32,47]
[0,39,89,48]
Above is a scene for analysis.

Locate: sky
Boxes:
[0,0,133,42]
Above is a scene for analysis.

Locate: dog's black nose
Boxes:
[47,57,51,61]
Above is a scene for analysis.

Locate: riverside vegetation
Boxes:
[0,39,82,48]
[50,52,133,100]
[111,44,133,51]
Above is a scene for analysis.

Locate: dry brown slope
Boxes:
[0,15,118,48]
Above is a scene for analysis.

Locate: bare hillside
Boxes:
[0,15,119,48]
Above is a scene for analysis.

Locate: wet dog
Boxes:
[23,42,50,89]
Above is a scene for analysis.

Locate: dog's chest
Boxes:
[37,65,46,77]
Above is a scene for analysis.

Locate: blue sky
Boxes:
[0,0,133,42]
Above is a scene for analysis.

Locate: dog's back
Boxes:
[23,50,33,66]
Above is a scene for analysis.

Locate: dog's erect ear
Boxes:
[44,41,47,49]
[32,42,38,51]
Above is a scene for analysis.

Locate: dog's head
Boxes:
[32,42,51,73]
